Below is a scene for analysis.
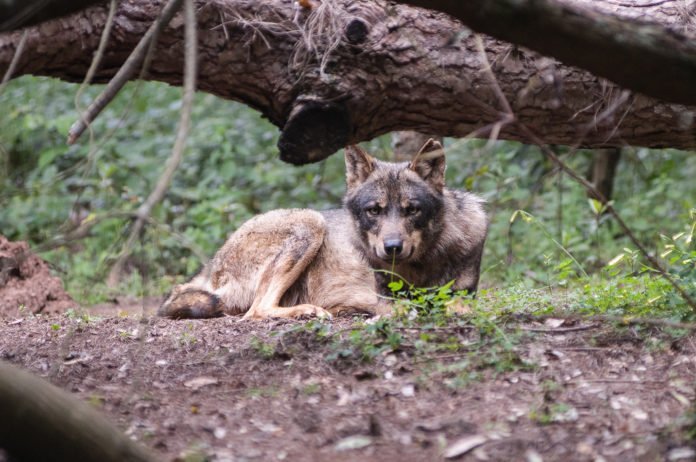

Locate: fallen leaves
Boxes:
[183,376,219,390]
[443,435,488,459]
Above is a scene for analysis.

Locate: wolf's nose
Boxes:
[384,239,403,256]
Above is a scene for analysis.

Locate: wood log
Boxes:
[0,361,159,462]
[1,0,694,163]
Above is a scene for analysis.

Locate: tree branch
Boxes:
[107,0,198,286]
[0,0,106,32]
[397,0,696,106]
[67,0,185,145]
[1,0,694,161]
[0,361,159,461]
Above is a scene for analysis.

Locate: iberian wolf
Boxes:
[159,140,488,320]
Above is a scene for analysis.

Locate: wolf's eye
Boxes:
[404,205,420,216]
[365,205,381,216]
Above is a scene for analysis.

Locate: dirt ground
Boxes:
[1,305,695,462]
[0,235,74,316]
[0,240,694,460]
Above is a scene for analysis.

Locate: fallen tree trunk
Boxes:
[0,361,159,461]
[397,0,696,106]
[0,0,105,32]
[1,0,694,163]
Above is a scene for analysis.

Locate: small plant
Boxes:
[87,394,105,408]
[245,386,279,398]
[344,317,403,362]
[529,402,577,426]
[177,326,198,347]
[510,209,589,279]
[250,336,276,360]
[301,383,321,395]
[65,308,96,325]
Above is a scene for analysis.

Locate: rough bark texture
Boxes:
[0,361,158,461]
[1,0,695,163]
[392,131,442,162]
[398,0,696,106]
[0,0,106,32]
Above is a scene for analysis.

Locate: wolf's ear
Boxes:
[409,139,446,192]
[345,145,376,189]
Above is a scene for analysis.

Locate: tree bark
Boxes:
[397,0,696,106]
[0,0,694,164]
[0,0,106,32]
[391,132,442,162]
[588,148,622,202]
[0,361,159,462]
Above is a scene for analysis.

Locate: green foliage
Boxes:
[304,281,535,385]
[0,76,353,300]
[250,336,276,360]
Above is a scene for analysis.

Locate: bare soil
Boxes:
[0,235,75,316]
[1,304,695,462]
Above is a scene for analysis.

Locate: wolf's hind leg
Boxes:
[242,215,330,320]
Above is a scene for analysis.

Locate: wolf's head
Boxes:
[343,140,446,269]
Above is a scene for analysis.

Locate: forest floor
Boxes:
[1,237,696,461]
[1,300,696,462]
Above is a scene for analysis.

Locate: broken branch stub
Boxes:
[278,100,352,164]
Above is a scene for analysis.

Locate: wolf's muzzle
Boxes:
[383,239,404,256]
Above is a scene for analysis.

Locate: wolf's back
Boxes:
[158,289,223,319]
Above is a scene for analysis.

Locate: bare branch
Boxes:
[0,29,26,94]
[74,0,118,105]
[107,0,198,286]
[472,30,696,313]
[67,0,185,145]
[397,0,696,105]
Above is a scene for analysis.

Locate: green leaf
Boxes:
[388,280,404,293]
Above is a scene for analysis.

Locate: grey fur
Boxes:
[159,144,488,320]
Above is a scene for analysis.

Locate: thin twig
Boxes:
[31,211,208,263]
[411,351,475,364]
[107,0,197,287]
[604,0,674,7]
[74,0,118,107]
[519,128,696,312]
[520,323,600,333]
[556,347,607,352]
[533,313,696,330]
[474,35,513,117]
[576,378,667,384]
[0,29,28,94]
[67,0,185,145]
[473,34,696,313]
[394,325,476,332]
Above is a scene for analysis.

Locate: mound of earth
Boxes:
[0,235,75,317]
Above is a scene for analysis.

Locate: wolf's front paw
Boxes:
[242,304,332,320]
[295,304,333,320]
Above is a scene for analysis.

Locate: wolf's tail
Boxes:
[158,289,224,319]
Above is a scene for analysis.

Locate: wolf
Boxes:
[159,140,488,320]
